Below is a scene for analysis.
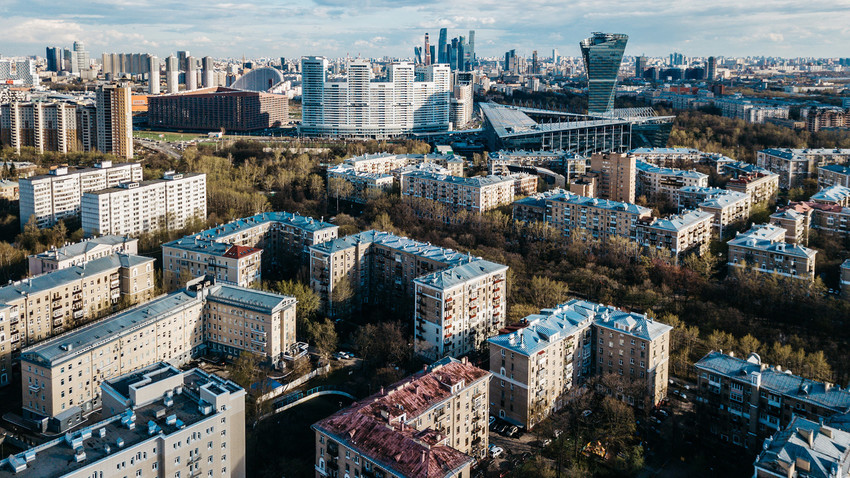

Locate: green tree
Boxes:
[307,318,338,363]
[273,279,320,332]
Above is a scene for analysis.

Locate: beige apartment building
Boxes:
[163,212,338,290]
[810,185,850,207]
[693,190,750,237]
[20,277,294,431]
[635,160,708,203]
[18,161,143,229]
[81,171,207,237]
[588,152,636,203]
[636,209,713,259]
[726,172,780,207]
[28,235,138,276]
[312,357,489,478]
[757,148,850,189]
[487,299,673,428]
[544,192,652,241]
[95,83,134,160]
[0,362,246,478]
[728,224,818,280]
[817,165,850,189]
[400,170,516,214]
[769,203,812,245]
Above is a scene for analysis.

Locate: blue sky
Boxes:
[2,0,849,59]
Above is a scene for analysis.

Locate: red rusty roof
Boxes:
[222,244,261,259]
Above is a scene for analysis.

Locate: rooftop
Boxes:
[84,172,205,195]
[724,161,773,176]
[205,283,295,314]
[30,236,136,262]
[629,147,700,155]
[696,351,850,412]
[754,416,850,478]
[312,358,487,478]
[811,185,850,204]
[819,164,850,175]
[310,230,474,267]
[545,192,652,215]
[21,162,141,182]
[644,209,713,232]
[761,148,850,160]
[697,191,749,209]
[402,170,516,188]
[414,259,507,290]
[636,160,708,180]
[513,188,570,207]
[327,164,394,181]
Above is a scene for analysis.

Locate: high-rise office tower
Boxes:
[165,55,179,93]
[505,49,516,73]
[438,28,448,64]
[707,56,717,81]
[71,41,89,74]
[553,48,559,64]
[149,55,160,94]
[45,46,62,72]
[424,33,431,66]
[457,37,466,71]
[451,38,459,69]
[95,83,133,159]
[468,30,475,68]
[186,55,198,90]
[414,46,422,65]
[430,45,436,66]
[202,56,214,87]
[177,50,190,71]
[532,50,539,74]
[580,32,628,115]
[635,55,647,78]
[301,56,328,128]
[62,48,72,71]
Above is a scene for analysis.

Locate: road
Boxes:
[135,138,181,159]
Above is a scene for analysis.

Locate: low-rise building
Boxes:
[312,357,489,478]
[635,160,708,203]
[695,350,850,449]
[544,192,653,242]
[511,189,568,223]
[20,277,295,431]
[0,362,245,478]
[753,416,850,478]
[727,224,817,280]
[81,171,206,237]
[757,148,850,189]
[817,164,850,189]
[400,171,516,214]
[725,170,780,207]
[28,235,138,276]
[162,212,337,290]
[811,185,850,207]
[0,179,18,200]
[636,209,713,259]
[326,164,394,204]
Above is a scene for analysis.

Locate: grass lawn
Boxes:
[134,131,205,142]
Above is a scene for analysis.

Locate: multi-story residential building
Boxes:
[727,224,817,280]
[841,259,850,298]
[803,107,850,133]
[636,209,713,259]
[148,87,289,131]
[95,84,133,160]
[769,203,812,245]
[0,58,39,86]
[0,101,95,155]
[817,164,850,189]
[725,170,780,207]
[400,171,516,214]
[20,277,294,431]
[811,185,850,207]
[752,416,850,478]
[312,357,489,478]
[162,212,337,290]
[635,160,708,203]
[300,57,451,138]
[0,253,154,386]
[544,192,652,242]
[757,148,850,189]
[0,179,18,200]
[343,152,464,178]
[18,161,143,229]
[694,350,850,449]
[28,235,138,276]
[677,186,750,237]
[0,362,245,478]
[413,258,508,360]
[326,164,394,204]
[629,147,735,173]
[81,171,207,237]
[511,188,569,223]
[588,152,636,203]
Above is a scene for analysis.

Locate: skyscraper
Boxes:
[438,28,448,64]
[177,50,190,71]
[532,50,539,74]
[45,46,62,72]
[468,30,475,68]
[186,55,198,90]
[300,56,328,128]
[71,41,89,74]
[707,56,717,81]
[149,56,160,94]
[424,33,431,66]
[553,48,559,64]
[580,32,628,115]
[95,83,133,159]
[203,56,214,87]
[165,55,179,93]
[414,46,422,65]
[635,55,647,78]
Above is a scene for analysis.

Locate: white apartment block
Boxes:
[300,57,451,138]
[635,160,708,203]
[0,363,245,478]
[0,58,39,86]
[636,209,714,259]
[28,235,139,276]
[326,164,394,204]
[81,172,206,237]
[19,161,143,229]
[677,187,750,237]
[400,171,516,214]
[757,148,850,189]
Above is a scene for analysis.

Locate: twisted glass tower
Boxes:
[580,32,628,115]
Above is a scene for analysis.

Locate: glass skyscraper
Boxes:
[580,32,628,115]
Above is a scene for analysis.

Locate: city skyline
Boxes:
[1,0,849,59]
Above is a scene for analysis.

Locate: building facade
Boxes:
[544,192,652,242]
[0,101,94,155]
[400,171,517,214]
[148,87,289,132]
[312,357,489,478]
[81,172,206,237]
[725,171,780,207]
[28,235,139,276]
[677,186,750,237]
[635,160,708,203]
[727,224,817,280]
[579,33,628,114]
[756,148,850,189]
[589,153,636,204]
[817,164,850,189]
[752,416,850,478]
[636,209,713,259]
[19,161,143,229]
[95,84,134,160]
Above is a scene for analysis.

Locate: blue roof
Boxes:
[629,147,699,154]
[636,160,708,180]
[545,192,652,215]
[645,209,713,232]
[820,165,850,175]
[30,235,135,262]
[402,170,515,187]
[206,283,295,313]
[310,230,473,267]
[755,416,850,478]
[414,260,507,290]
[812,185,850,204]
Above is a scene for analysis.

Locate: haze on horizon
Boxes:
[1,0,848,59]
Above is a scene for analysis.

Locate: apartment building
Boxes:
[695,350,850,449]
[544,192,652,241]
[635,160,708,203]
[488,150,587,182]
[0,179,18,200]
[326,164,394,204]
[162,212,337,290]
[629,147,735,173]
[95,84,134,159]
[757,148,850,189]
[728,224,817,280]
[19,161,143,229]
[841,259,850,298]
[344,152,463,177]
[312,357,489,478]
[28,235,138,276]
[400,171,516,214]
[0,253,154,386]
[413,259,509,360]
[0,363,245,478]
[511,188,569,223]
[81,172,207,237]
[753,416,850,478]
[769,203,812,245]
[636,209,713,259]
[725,171,780,207]
[588,152,636,203]
[148,87,288,131]
[20,277,294,431]
[510,173,538,196]
[0,101,92,155]
[818,164,850,189]
[811,185,850,207]
[677,186,750,237]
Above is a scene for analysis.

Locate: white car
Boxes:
[489,445,504,458]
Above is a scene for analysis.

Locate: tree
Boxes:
[229,351,262,389]
[273,279,320,332]
[327,177,354,211]
[353,322,411,368]
[523,275,570,308]
[330,276,355,318]
[307,318,338,363]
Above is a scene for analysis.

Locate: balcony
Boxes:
[52,309,63,319]
[73,310,84,319]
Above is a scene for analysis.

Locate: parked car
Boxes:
[489,445,504,458]
[506,426,519,437]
